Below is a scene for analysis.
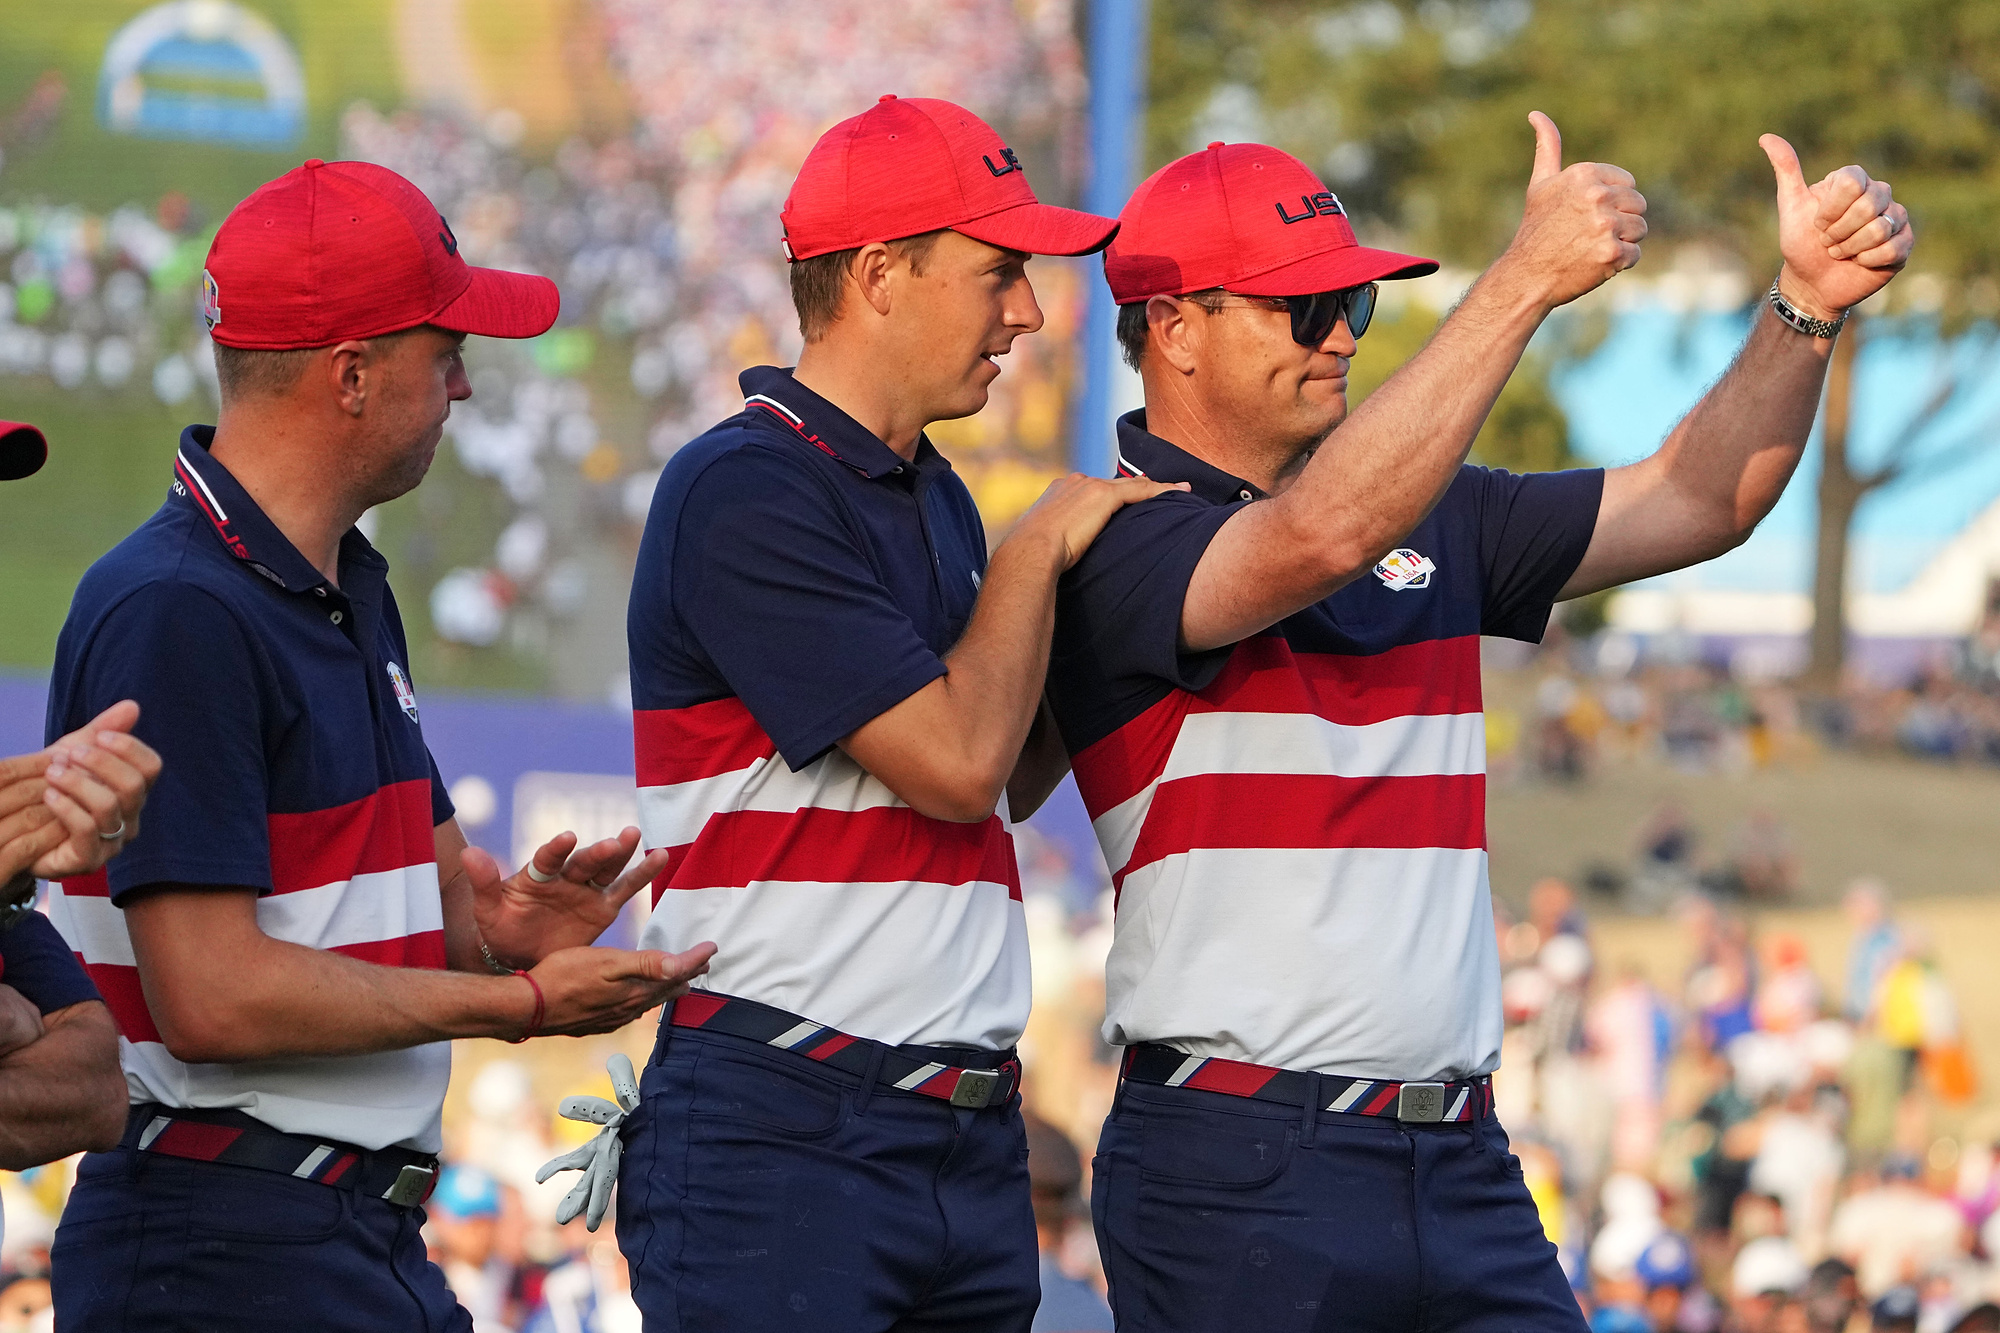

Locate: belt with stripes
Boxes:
[1121,1043,1493,1124]
[122,1104,442,1208]
[669,992,1021,1110]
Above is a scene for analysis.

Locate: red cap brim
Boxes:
[430,266,561,339]
[0,421,47,481]
[955,201,1120,257]
[1230,243,1438,297]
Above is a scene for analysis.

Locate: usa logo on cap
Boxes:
[387,661,420,723]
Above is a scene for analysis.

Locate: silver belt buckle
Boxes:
[949,1069,999,1108]
[383,1163,436,1207]
[1396,1082,1447,1123]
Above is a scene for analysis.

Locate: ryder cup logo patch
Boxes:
[1374,548,1436,591]
[199,269,221,331]
[387,662,420,723]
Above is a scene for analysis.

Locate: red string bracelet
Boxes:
[507,970,546,1044]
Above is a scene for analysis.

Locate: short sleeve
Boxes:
[60,582,275,903]
[1473,467,1605,642]
[1050,494,1237,748]
[427,750,454,827]
[673,449,945,769]
[0,911,98,1014]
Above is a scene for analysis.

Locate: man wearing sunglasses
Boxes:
[1046,120,1911,1331]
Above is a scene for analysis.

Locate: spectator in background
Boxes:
[1729,1235,1806,1333]
[1828,1157,1965,1298]
[1844,879,1900,1023]
[1797,1258,1859,1333]
[522,1232,638,1333]
[427,1166,515,1332]
[1872,1285,1921,1333]
[1024,1113,1112,1333]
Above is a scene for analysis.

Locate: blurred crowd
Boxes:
[1496,618,2000,794]
[1486,877,1996,1333]
[0,0,1090,681]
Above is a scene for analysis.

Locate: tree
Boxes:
[1150,0,2000,684]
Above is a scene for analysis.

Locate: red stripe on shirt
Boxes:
[58,869,110,899]
[266,779,436,896]
[1071,634,1483,815]
[634,698,778,787]
[1114,771,1486,888]
[1183,1057,1281,1097]
[654,807,1020,898]
[80,961,162,1044]
[328,930,447,971]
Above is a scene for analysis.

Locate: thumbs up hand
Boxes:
[1503,112,1649,310]
[1761,135,1912,321]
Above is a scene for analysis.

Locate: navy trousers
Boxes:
[50,1146,470,1332]
[616,1018,1040,1332]
[1092,1079,1586,1333]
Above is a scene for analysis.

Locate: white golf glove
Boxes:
[535,1052,642,1231]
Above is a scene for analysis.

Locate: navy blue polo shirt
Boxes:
[43,426,458,1150]
[2,912,98,1014]
[1044,410,1603,1080]
[626,365,1031,1050]
[628,365,987,768]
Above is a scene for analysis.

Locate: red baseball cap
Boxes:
[202,159,558,349]
[1105,141,1436,303]
[781,95,1117,262]
[0,421,46,481]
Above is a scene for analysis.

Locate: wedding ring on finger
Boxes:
[588,875,616,890]
[97,816,127,843]
[527,863,560,884]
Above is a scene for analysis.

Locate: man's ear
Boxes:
[325,340,373,417]
[1148,295,1200,375]
[847,243,897,318]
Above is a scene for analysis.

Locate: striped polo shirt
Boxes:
[45,427,455,1153]
[627,366,1027,1051]
[1047,412,1602,1082]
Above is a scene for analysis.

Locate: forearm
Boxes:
[141,933,535,1063]
[0,1001,127,1168]
[434,820,487,973]
[1562,304,1828,597]
[929,534,1069,803]
[1294,260,1549,565]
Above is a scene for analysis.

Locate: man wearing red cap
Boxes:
[1046,120,1910,1330]
[608,96,1169,1331]
[45,160,716,1332]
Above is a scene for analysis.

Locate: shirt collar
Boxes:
[169,425,386,595]
[737,365,948,484]
[1113,410,1265,506]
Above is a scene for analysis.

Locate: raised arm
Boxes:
[841,472,1183,822]
[1181,113,1647,651]
[1560,138,1913,598]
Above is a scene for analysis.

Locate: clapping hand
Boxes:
[466,825,670,966]
[0,700,162,885]
[1761,135,1914,321]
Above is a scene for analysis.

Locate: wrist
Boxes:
[1774,267,1843,325]
[505,970,546,1043]
[993,524,1068,578]
[477,935,533,975]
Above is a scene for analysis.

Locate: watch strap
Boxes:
[1768,277,1848,339]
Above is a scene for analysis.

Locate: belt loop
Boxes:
[853,1040,887,1118]
[1300,1072,1321,1148]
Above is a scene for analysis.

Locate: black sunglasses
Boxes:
[1193,283,1379,345]
[1275,283,1379,345]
